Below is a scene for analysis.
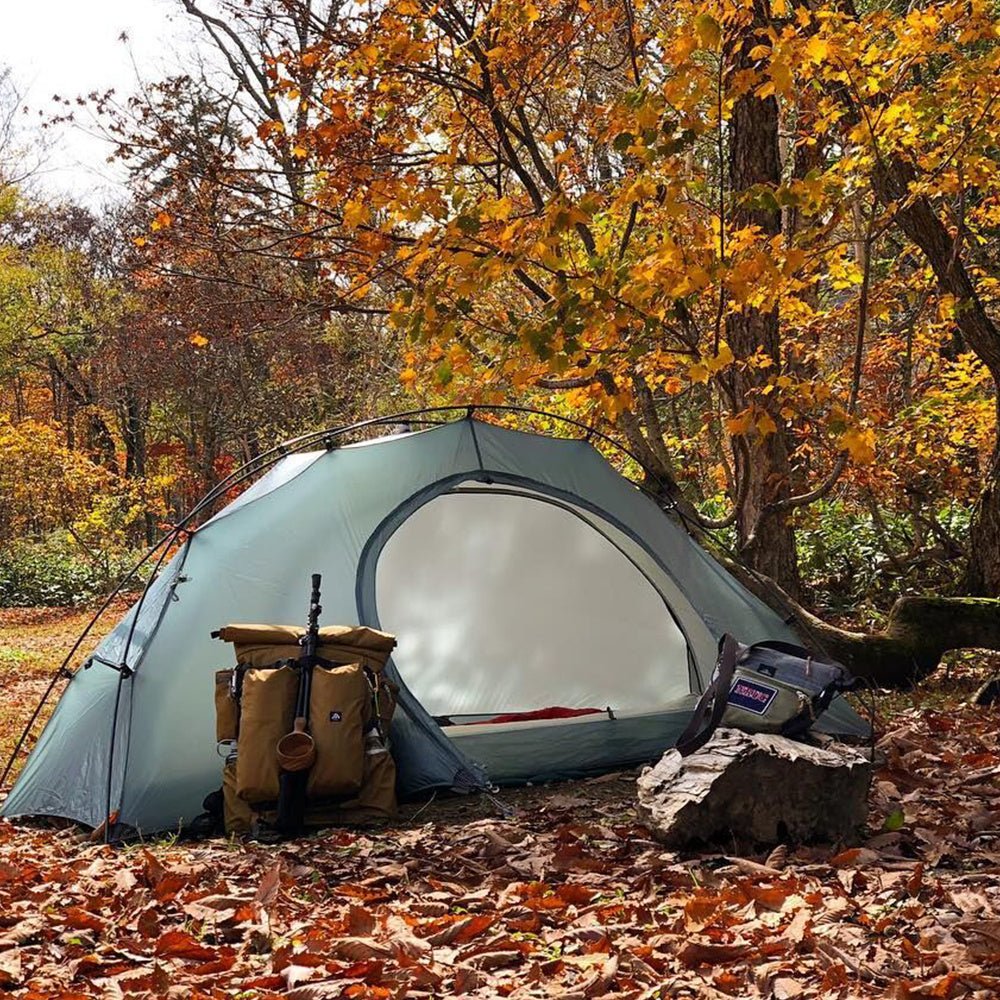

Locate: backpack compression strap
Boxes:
[675,633,739,757]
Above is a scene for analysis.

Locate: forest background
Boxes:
[2,0,998,635]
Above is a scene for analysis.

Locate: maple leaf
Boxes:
[839,425,876,464]
[343,200,368,228]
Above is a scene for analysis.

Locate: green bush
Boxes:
[0,532,147,607]
[795,499,970,615]
[696,496,970,618]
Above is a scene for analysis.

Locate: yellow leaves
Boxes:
[671,33,698,63]
[727,410,754,435]
[292,145,309,159]
[839,425,876,465]
[688,343,734,384]
[400,367,417,389]
[694,14,721,50]
[358,44,380,69]
[523,2,540,24]
[756,411,778,437]
[705,341,734,373]
[804,36,830,65]
[132,236,147,247]
[727,406,776,437]
[450,250,478,271]
[188,332,209,348]
[635,100,660,131]
[764,58,793,97]
[544,130,566,144]
[343,200,369,228]
[150,210,172,232]
[481,197,514,221]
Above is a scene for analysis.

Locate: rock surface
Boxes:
[636,728,870,849]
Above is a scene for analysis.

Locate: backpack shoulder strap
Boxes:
[675,633,739,757]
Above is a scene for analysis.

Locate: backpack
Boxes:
[675,634,859,756]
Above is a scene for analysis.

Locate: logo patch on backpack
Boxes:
[329,711,342,722]
[727,677,777,715]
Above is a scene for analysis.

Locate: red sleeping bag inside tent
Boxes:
[459,707,604,725]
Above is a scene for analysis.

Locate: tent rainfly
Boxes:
[2,412,868,837]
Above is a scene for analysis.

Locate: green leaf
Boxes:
[883,809,905,832]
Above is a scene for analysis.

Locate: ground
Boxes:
[1,607,999,998]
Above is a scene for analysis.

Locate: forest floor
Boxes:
[1,606,999,998]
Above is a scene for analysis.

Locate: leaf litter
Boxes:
[1,608,999,999]
[0,705,997,998]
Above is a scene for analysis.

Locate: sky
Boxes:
[1,0,199,205]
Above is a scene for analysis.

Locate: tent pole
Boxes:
[101,528,183,842]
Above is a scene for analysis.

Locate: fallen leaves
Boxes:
[0,704,998,997]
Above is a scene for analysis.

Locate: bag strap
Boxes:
[675,633,739,757]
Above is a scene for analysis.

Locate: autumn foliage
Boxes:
[3,0,1000,609]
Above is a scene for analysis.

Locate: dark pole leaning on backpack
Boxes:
[275,574,322,836]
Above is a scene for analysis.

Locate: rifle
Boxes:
[275,574,322,836]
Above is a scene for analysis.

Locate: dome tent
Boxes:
[2,409,868,838]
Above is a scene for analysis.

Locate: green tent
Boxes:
[2,412,867,836]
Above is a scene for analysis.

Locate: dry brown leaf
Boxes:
[0,948,22,987]
[772,976,803,999]
[255,862,282,908]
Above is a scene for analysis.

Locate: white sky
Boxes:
[1,0,199,205]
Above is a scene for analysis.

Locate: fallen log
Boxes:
[636,728,870,850]
[723,558,1000,687]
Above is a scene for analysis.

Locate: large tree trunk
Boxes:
[725,0,801,597]
[965,448,1000,595]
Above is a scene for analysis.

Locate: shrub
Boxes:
[0,531,147,607]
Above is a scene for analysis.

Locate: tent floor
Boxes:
[440,702,700,785]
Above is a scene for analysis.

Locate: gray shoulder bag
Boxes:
[675,634,859,756]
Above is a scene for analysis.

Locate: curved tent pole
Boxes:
[3,404,684,829]
[102,530,188,842]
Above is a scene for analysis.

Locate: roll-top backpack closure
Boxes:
[216,623,396,671]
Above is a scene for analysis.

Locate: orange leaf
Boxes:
[65,907,104,933]
[154,930,218,962]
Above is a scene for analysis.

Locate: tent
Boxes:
[1,410,868,837]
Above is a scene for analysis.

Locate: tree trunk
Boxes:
[120,388,154,546]
[965,448,1000,595]
[725,0,801,597]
